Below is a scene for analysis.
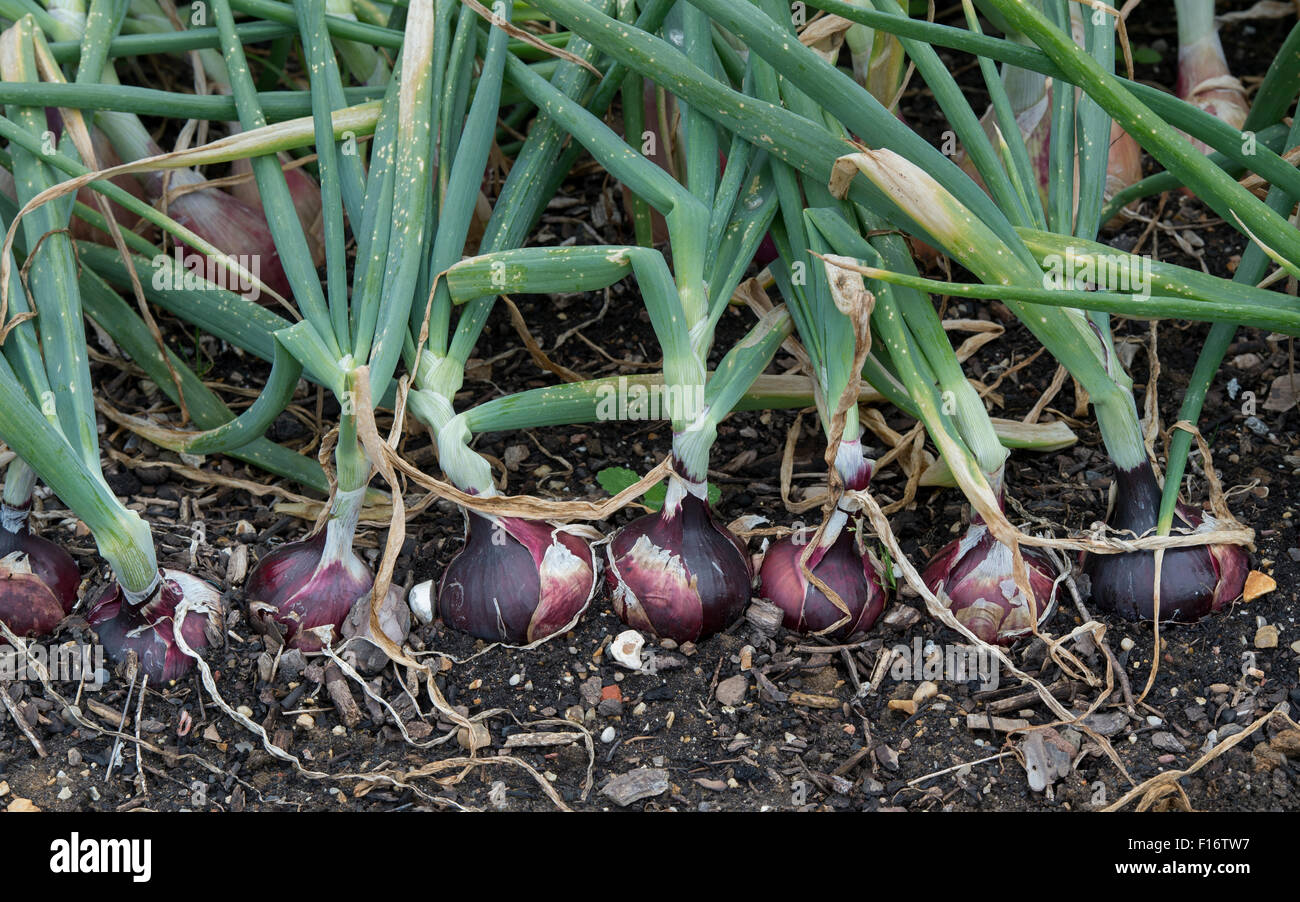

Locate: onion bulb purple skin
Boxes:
[606,478,752,644]
[759,523,888,639]
[0,506,81,643]
[244,525,373,653]
[1082,464,1248,622]
[87,570,224,684]
[922,512,1061,646]
[438,512,597,645]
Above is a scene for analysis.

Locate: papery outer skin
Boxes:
[922,524,1060,645]
[1176,37,1249,156]
[438,513,596,644]
[0,553,68,642]
[606,493,752,643]
[1081,465,1249,621]
[342,586,410,674]
[244,531,374,652]
[759,528,887,638]
[87,569,223,683]
[0,524,79,614]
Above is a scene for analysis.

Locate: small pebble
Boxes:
[236,705,254,719]
[1119,637,1135,652]
[1255,625,1279,649]
[67,749,82,767]
[296,714,315,729]
[600,726,616,743]
[332,725,346,736]
[57,787,72,801]
[1145,715,1163,727]
[509,673,522,686]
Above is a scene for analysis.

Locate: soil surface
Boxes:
[1,0,1297,813]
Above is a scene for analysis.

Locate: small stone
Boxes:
[602,767,670,806]
[1290,640,1300,654]
[1242,571,1277,603]
[0,781,7,797]
[716,674,748,707]
[739,645,754,671]
[580,676,603,706]
[1252,742,1287,772]
[6,798,39,812]
[1208,683,1231,695]
[296,714,315,729]
[57,786,72,801]
[913,681,938,704]
[888,699,917,716]
[1082,711,1129,737]
[236,705,254,719]
[679,642,697,657]
[632,702,647,717]
[597,698,623,717]
[609,630,645,670]
[67,749,82,767]
[1145,715,1163,727]
[600,726,616,744]
[881,605,921,630]
[1119,637,1135,652]
[1255,625,1279,649]
[509,673,522,687]
[1270,729,1300,757]
[1150,732,1183,754]
[408,580,435,624]
[332,725,347,736]
[456,722,491,751]
[743,600,784,637]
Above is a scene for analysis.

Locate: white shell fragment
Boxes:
[609,629,645,671]
[408,580,435,625]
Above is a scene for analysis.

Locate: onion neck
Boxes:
[2,457,37,523]
[320,485,366,569]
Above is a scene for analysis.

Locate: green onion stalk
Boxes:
[953,0,1140,226]
[1174,0,1249,157]
[124,0,330,264]
[0,14,222,679]
[744,0,1062,643]
[39,0,295,300]
[530,0,1258,626]
[388,0,604,647]
[416,2,795,645]
[205,0,449,655]
[742,30,889,640]
[846,0,1256,623]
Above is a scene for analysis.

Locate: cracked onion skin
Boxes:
[87,570,224,683]
[759,527,887,638]
[923,522,1060,645]
[0,521,80,643]
[439,513,596,644]
[606,492,752,643]
[245,531,373,652]
[1082,465,1248,622]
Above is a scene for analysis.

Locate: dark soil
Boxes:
[1,0,1297,813]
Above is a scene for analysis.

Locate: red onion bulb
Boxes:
[439,513,596,644]
[759,524,887,638]
[1082,464,1248,621]
[606,482,752,643]
[87,570,224,683]
[922,523,1060,645]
